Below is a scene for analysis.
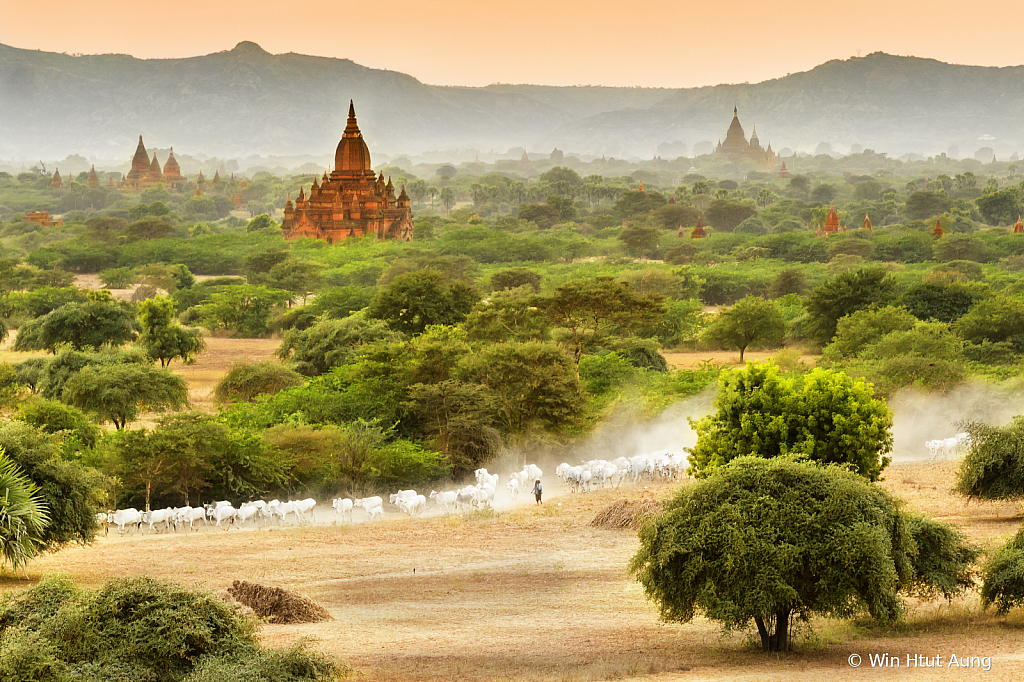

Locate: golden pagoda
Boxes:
[212,170,222,188]
[49,168,62,188]
[777,161,791,179]
[1014,216,1023,234]
[282,101,413,243]
[863,214,873,233]
[933,219,944,238]
[147,154,163,185]
[121,136,152,190]
[86,165,99,189]
[715,107,777,167]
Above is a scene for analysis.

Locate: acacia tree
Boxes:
[689,362,893,481]
[631,458,977,652]
[14,299,139,353]
[804,267,897,344]
[368,270,479,336]
[702,296,785,361]
[62,363,189,429]
[956,417,1024,501]
[533,276,665,379]
[137,296,206,367]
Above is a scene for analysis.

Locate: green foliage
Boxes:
[98,267,137,289]
[821,306,918,363]
[933,233,989,262]
[16,398,101,449]
[0,421,107,550]
[701,296,785,361]
[63,363,190,429]
[138,296,207,366]
[956,417,1024,501]
[368,269,479,335]
[689,362,892,481]
[490,267,543,293]
[33,347,150,401]
[904,191,952,220]
[194,285,290,337]
[981,525,1024,614]
[455,341,582,437]
[13,300,139,353]
[0,449,49,570]
[704,198,756,231]
[954,296,1024,352]
[901,281,982,323]
[805,267,897,344]
[404,381,500,475]
[463,287,550,344]
[275,286,375,331]
[213,361,305,403]
[902,514,980,601]
[630,458,976,653]
[768,267,806,298]
[278,314,404,376]
[613,190,666,219]
[245,213,276,232]
[0,575,341,681]
[976,188,1023,226]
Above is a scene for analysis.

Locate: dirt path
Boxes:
[7,462,1022,682]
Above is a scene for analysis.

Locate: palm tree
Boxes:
[440,187,456,217]
[0,450,49,572]
[427,186,439,210]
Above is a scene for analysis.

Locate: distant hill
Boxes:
[1,42,1022,162]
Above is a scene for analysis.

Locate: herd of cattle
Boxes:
[99,451,688,536]
[925,432,971,460]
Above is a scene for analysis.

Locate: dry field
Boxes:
[4,462,1022,682]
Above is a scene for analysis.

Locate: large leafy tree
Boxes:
[0,449,50,571]
[14,298,139,353]
[533,276,665,378]
[981,525,1024,614]
[688,362,893,481]
[62,363,189,429]
[455,341,581,439]
[277,315,403,377]
[631,458,977,652]
[901,281,982,323]
[368,269,479,336]
[137,295,206,367]
[194,285,290,337]
[702,296,785,361]
[804,267,897,344]
[955,296,1024,353]
[821,306,918,363]
[0,421,106,549]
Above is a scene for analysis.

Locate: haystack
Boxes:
[226,580,331,624]
[589,498,663,530]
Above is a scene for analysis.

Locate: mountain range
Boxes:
[1,41,1023,164]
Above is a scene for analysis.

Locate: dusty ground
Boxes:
[662,350,819,371]
[168,336,281,411]
[4,462,1022,682]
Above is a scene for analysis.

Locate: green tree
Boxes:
[618,222,661,257]
[976,188,1023,225]
[440,187,456,216]
[689,362,893,481]
[981,525,1024,614]
[98,267,137,289]
[904,191,952,220]
[956,417,1024,501]
[455,341,581,438]
[955,296,1024,352]
[368,270,479,336]
[195,285,290,337]
[805,268,897,344]
[490,267,542,293]
[809,183,838,203]
[631,458,977,652]
[405,380,500,475]
[464,288,550,343]
[533,276,665,379]
[245,213,276,232]
[15,398,101,450]
[13,300,139,353]
[213,360,305,403]
[278,314,402,376]
[63,363,189,429]
[933,233,989,262]
[704,198,756,231]
[265,258,324,305]
[702,296,785,361]
[137,295,207,366]
[0,449,50,571]
[901,281,982,323]
[0,422,108,548]
[768,268,806,298]
[821,306,919,363]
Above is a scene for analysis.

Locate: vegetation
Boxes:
[956,417,1024,500]
[0,449,50,570]
[631,458,978,652]
[0,574,343,681]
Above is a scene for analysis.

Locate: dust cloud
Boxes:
[888,380,1024,462]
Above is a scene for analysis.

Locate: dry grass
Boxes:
[168,336,282,412]
[662,349,820,370]
[3,462,1021,682]
[227,579,331,624]
[589,498,664,530]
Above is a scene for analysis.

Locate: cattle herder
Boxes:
[532,479,543,505]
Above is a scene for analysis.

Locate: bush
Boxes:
[214,361,305,403]
[16,398,101,449]
[981,525,1024,614]
[0,575,342,681]
[98,267,137,289]
[956,416,1024,501]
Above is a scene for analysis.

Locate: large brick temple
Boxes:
[282,101,413,243]
[714,107,777,168]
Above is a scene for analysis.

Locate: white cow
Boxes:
[429,490,457,514]
[354,496,384,521]
[177,506,208,531]
[296,498,317,522]
[109,508,143,535]
[398,494,427,516]
[207,504,237,529]
[332,498,354,522]
[506,478,520,499]
[236,503,262,526]
[143,508,176,533]
[390,490,417,506]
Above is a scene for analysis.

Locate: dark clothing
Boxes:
[533,481,542,503]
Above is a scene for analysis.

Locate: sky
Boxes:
[2,0,1024,88]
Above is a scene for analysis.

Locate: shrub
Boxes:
[0,575,343,681]
[214,361,305,403]
[981,525,1024,614]
[16,398,101,449]
[956,416,1024,501]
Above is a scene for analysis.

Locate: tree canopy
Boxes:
[62,363,190,429]
[14,299,138,353]
[701,295,785,361]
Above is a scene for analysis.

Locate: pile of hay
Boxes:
[589,498,664,530]
[226,580,331,624]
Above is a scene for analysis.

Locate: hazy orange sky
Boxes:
[3,0,1024,88]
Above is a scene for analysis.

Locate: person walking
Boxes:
[532,479,543,505]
